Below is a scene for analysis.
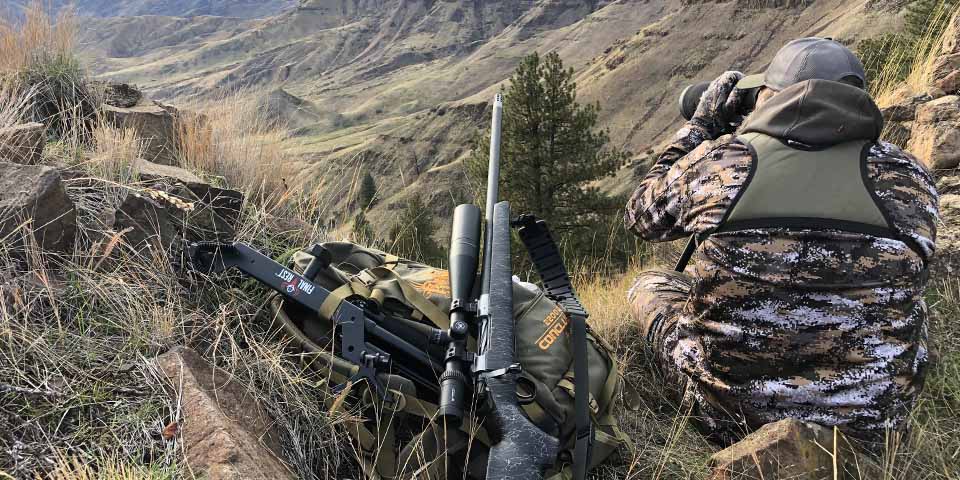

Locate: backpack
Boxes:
[267,241,633,479]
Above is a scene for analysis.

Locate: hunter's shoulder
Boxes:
[684,134,751,165]
[868,141,935,179]
[866,141,938,195]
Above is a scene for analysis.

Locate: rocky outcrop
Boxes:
[709,419,835,480]
[102,103,181,166]
[0,162,76,253]
[879,11,960,170]
[907,95,960,170]
[934,13,960,94]
[0,123,46,165]
[111,161,243,247]
[154,347,294,480]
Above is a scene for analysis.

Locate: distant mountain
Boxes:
[75,0,905,233]
[7,0,296,19]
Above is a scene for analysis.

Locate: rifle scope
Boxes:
[439,203,482,422]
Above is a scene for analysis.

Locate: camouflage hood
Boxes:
[740,79,883,147]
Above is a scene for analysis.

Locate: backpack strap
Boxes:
[515,214,593,480]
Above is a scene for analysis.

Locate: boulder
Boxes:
[709,419,835,480]
[112,189,183,248]
[915,95,960,123]
[907,96,960,170]
[882,121,912,149]
[932,187,960,278]
[936,70,960,95]
[113,166,243,248]
[154,347,294,480]
[102,103,181,166]
[101,82,143,108]
[132,158,243,241]
[0,162,76,253]
[0,123,46,165]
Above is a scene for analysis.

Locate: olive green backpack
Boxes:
[268,241,633,479]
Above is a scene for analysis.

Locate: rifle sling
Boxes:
[516,215,593,480]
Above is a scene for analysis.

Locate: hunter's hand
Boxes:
[691,71,746,139]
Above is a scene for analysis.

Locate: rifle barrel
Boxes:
[481,94,503,297]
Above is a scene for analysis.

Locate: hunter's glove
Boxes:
[691,71,747,139]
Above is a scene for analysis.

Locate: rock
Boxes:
[941,194,960,217]
[97,82,144,108]
[102,103,181,166]
[883,120,912,149]
[936,70,960,95]
[908,96,960,170]
[113,189,182,248]
[709,419,835,480]
[132,157,204,184]
[931,48,960,94]
[914,95,960,123]
[937,175,960,195]
[932,186,960,278]
[880,93,932,122]
[940,10,959,56]
[0,162,76,253]
[154,347,294,480]
[113,170,243,247]
[131,158,243,241]
[881,103,916,123]
[0,123,46,165]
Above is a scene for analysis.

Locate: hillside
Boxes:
[76,0,906,233]
[7,0,296,19]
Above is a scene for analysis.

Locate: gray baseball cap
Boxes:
[737,37,866,91]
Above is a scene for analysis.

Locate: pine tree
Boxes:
[358,172,377,208]
[351,210,375,245]
[467,51,628,262]
[387,196,443,264]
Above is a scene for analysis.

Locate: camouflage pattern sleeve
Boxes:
[867,141,939,261]
[624,123,752,242]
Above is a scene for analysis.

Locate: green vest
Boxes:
[675,132,914,272]
[718,132,894,237]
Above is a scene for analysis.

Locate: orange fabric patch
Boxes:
[536,306,568,351]
[411,269,451,297]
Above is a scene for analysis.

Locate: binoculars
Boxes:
[678,80,760,121]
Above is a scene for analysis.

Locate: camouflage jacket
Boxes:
[625,80,939,442]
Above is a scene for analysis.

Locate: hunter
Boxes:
[625,37,938,446]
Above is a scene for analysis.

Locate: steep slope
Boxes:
[7,0,296,19]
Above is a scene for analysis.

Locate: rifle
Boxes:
[185,94,580,479]
[464,94,561,479]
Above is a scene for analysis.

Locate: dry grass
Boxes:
[0,1,76,75]
[177,92,296,204]
[0,78,35,128]
[0,177,353,478]
[40,455,176,480]
[874,3,958,108]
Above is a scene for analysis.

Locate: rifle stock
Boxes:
[482,202,559,479]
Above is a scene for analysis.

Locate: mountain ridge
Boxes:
[75,0,904,232]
